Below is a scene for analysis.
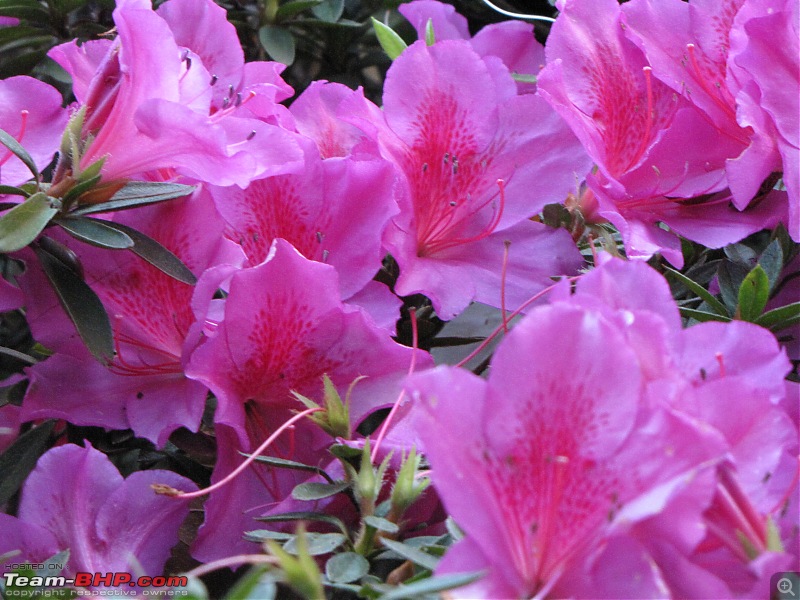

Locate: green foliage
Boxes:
[664,232,800,333]
[0,420,54,505]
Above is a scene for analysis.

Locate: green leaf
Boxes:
[0,192,58,253]
[371,18,407,60]
[294,17,361,28]
[679,307,733,323]
[329,442,363,459]
[724,242,758,266]
[222,566,276,600]
[444,517,464,542]
[717,261,749,313]
[755,301,800,330]
[326,552,369,584]
[243,529,294,543]
[0,0,50,20]
[663,265,729,317]
[283,532,346,556]
[311,0,343,22]
[379,538,438,571]
[364,515,399,533]
[0,420,54,505]
[33,242,115,363]
[0,126,39,181]
[758,238,783,293]
[737,264,770,322]
[424,17,435,45]
[376,571,485,600]
[258,24,296,66]
[97,220,196,285]
[246,454,334,482]
[55,216,134,249]
[0,376,28,408]
[0,184,28,197]
[61,174,102,207]
[255,511,349,535]
[292,480,350,501]
[275,0,322,21]
[70,181,195,216]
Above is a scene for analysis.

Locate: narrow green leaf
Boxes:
[755,302,800,329]
[0,0,50,20]
[70,181,195,215]
[243,529,294,543]
[245,454,334,483]
[717,261,749,313]
[311,0,343,22]
[275,0,322,21]
[222,566,275,600]
[326,552,369,584]
[372,18,407,60]
[724,243,757,266]
[292,480,350,501]
[0,192,57,253]
[0,420,54,505]
[379,538,438,571]
[255,511,349,536]
[294,17,361,28]
[758,238,783,293]
[0,126,38,182]
[283,532,345,556]
[55,216,134,249]
[424,18,435,45]
[61,174,102,207]
[679,307,733,323]
[258,24,296,65]
[33,243,115,363]
[737,264,770,322]
[0,184,28,197]
[663,265,729,317]
[97,220,196,285]
[376,571,485,600]
[364,515,399,533]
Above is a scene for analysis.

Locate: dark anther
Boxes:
[210,74,218,86]
[235,92,243,107]
[246,130,256,141]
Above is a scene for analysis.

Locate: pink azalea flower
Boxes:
[48,0,301,186]
[399,0,546,94]
[538,0,778,266]
[348,39,589,319]
[728,0,799,239]
[0,76,67,187]
[288,81,382,160]
[408,257,796,597]
[186,239,430,559]
[208,137,401,329]
[21,190,244,446]
[408,302,727,598]
[0,442,196,577]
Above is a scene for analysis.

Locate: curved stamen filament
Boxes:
[686,44,736,121]
[0,110,28,167]
[371,307,419,463]
[107,331,183,377]
[421,178,507,255]
[152,406,323,499]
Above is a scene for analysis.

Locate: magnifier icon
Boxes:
[779,577,796,597]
